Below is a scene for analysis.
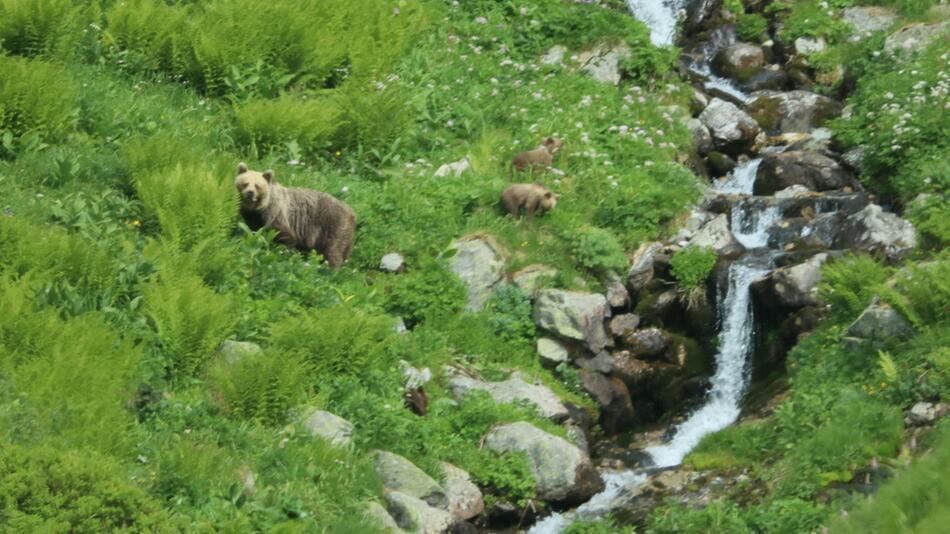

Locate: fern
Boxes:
[818,254,891,321]
[208,348,310,425]
[878,350,899,383]
[0,55,78,148]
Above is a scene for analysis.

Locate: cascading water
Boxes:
[626,0,683,46]
[718,158,762,195]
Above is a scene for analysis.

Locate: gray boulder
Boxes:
[537,337,570,369]
[625,328,672,359]
[384,491,465,534]
[627,241,663,293]
[512,264,557,297]
[604,272,630,308]
[842,7,898,39]
[699,98,761,150]
[740,67,789,93]
[793,36,827,55]
[540,45,567,66]
[449,237,506,311]
[771,253,829,307]
[574,351,614,374]
[534,289,612,353]
[217,340,262,365]
[609,314,641,339]
[374,451,447,508]
[380,252,406,273]
[577,43,632,85]
[746,90,842,134]
[483,422,604,503]
[845,303,913,341]
[713,43,765,81]
[685,118,714,155]
[835,204,917,260]
[364,501,403,532]
[440,462,484,520]
[579,371,635,434]
[905,402,950,427]
[754,151,855,195]
[884,22,949,57]
[690,213,742,256]
[448,373,569,421]
[301,409,354,447]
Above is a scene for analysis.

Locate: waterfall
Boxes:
[717,158,762,195]
[644,259,769,467]
[626,0,683,46]
[732,202,780,249]
[528,471,648,534]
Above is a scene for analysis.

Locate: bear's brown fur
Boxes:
[235,163,356,268]
[501,183,558,220]
[511,137,564,176]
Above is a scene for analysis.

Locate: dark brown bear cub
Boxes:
[235,163,356,268]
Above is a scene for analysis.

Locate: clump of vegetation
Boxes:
[670,246,716,292]
[570,226,628,275]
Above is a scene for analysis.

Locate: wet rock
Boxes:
[672,209,714,244]
[483,422,604,503]
[845,302,913,341]
[683,0,722,34]
[706,151,737,176]
[625,328,672,359]
[713,42,765,81]
[835,204,917,260]
[301,409,354,447]
[793,36,827,55]
[217,340,262,365]
[690,88,710,115]
[384,491,470,534]
[365,501,403,532]
[754,151,855,195]
[746,90,843,134]
[380,252,406,273]
[537,337,570,369]
[605,272,630,308]
[580,371,635,434]
[534,289,612,353]
[434,157,471,178]
[448,373,569,421]
[540,45,567,66]
[905,402,950,427]
[843,7,898,38]
[740,67,788,92]
[609,314,641,339]
[440,462,484,521]
[449,237,506,312]
[577,43,632,85]
[374,451,447,508]
[512,264,556,297]
[884,22,949,57]
[699,98,761,153]
[690,213,742,256]
[627,242,663,293]
[771,253,829,307]
[842,146,866,172]
[774,184,811,199]
[685,118,714,155]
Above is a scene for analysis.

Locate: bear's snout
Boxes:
[242,190,257,202]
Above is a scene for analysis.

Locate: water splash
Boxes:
[626,0,683,46]
[528,471,648,534]
[732,202,780,249]
[717,158,762,195]
[645,260,768,467]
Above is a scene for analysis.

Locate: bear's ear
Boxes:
[237,162,248,175]
[544,191,553,199]
[262,170,274,182]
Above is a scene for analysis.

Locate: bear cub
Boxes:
[235,163,356,268]
[511,137,564,175]
[501,183,558,220]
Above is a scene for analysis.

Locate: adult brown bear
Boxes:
[235,163,356,268]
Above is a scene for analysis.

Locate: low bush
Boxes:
[208,349,311,425]
[0,0,94,59]
[569,226,627,274]
[233,95,341,159]
[384,260,467,327]
[670,246,716,292]
[0,55,78,155]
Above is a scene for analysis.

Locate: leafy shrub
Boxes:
[745,498,829,534]
[385,260,466,327]
[0,55,77,154]
[670,246,716,292]
[332,82,419,159]
[101,0,187,75]
[268,304,395,378]
[143,272,236,378]
[569,226,627,274]
[233,95,341,158]
[649,500,750,533]
[0,443,171,532]
[485,285,535,342]
[737,13,769,42]
[0,0,94,59]
[208,349,310,425]
[776,1,851,43]
[817,254,891,321]
[687,419,777,470]
[149,437,236,509]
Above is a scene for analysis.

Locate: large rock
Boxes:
[685,118,714,155]
[740,67,789,92]
[448,373,569,421]
[627,242,663,293]
[579,371,635,434]
[576,43,632,85]
[380,252,406,273]
[540,45,567,66]
[512,264,556,297]
[699,98,760,152]
[216,340,262,365]
[905,402,950,427]
[364,501,403,532]
[884,22,949,57]
[845,302,913,341]
[770,253,829,307]
[605,272,630,308]
[842,7,898,39]
[835,204,917,260]
[613,351,678,390]
[449,237,506,311]
[384,491,467,534]
[754,151,855,195]
[609,314,640,339]
[746,91,842,134]
[624,327,672,360]
[534,289,612,353]
[689,213,742,256]
[374,451,447,508]
[713,42,765,81]
[793,36,827,55]
[301,409,354,447]
[483,422,604,503]
[537,337,570,369]
[440,462,484,521]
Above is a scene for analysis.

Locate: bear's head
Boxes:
[235,162,274,210]
[542,137,564,154]
[538,185,558,212]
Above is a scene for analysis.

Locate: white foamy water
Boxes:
[717,158,762,195]
[626,0,683,46]
[528,471,648,534]
[732,203,780,249]
[645,260,768,467]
